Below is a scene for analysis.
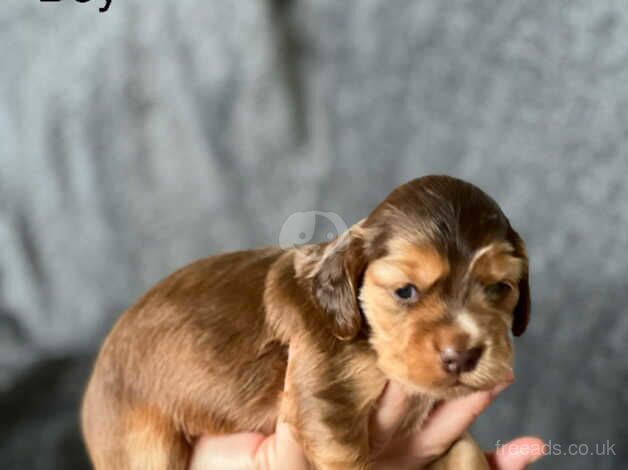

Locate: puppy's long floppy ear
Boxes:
[508,227,530,336]
[309,221,368,341]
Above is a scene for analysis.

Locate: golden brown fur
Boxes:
[82,175,530,469]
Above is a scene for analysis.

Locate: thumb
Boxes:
[369,381,411,454]
[190,423,310,470]
[255,421,311,470]
[190,432,267,470]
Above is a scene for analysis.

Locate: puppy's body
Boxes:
[83,249,285,467]
[83,248,396,469]
[83,176,529,469]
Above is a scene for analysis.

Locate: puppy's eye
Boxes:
[394,284,419,302]
[484,282,511,301]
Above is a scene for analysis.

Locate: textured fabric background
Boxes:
[1,1,627,469]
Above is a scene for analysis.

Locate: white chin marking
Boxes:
[456,311,481,341]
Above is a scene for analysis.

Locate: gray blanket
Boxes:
[1,1,626,468]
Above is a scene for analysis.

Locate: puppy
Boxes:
[82,175,530,470]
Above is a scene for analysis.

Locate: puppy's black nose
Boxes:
[440,346,483,374]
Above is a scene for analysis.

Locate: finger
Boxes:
[485,437,545,470]
[369,381,410,453]
[418,379,513,448]
[191,424,310,470]
[393,379,511,461]
[254,422,311,470]
[190,433,266,470]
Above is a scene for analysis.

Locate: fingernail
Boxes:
[531,452,545,463]
[490,380,512,397]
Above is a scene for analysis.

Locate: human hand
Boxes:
[190,377,544,470]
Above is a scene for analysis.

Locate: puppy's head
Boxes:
[305,175,529,398]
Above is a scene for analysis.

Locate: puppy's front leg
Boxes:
[281,338,385,470]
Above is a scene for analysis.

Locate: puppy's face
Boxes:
[308,176,530,399]
[360,237,523,398]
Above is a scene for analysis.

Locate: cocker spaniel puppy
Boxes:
[82,175,530,470]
